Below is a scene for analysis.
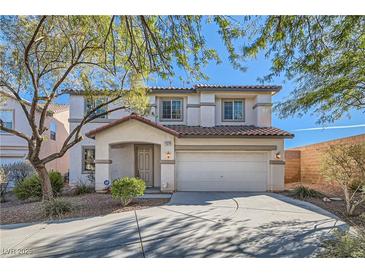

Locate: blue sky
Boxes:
[53,17,364,148]
[146,19,365,148]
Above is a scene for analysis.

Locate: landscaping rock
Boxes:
[323,197,331,202]
[329,197,343,201]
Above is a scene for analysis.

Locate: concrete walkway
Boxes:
[0,192,346,258]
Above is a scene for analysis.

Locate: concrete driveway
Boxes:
[0,192,346,258]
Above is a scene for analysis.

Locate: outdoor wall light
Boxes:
[275,152,281,159]
[166,151,171,159]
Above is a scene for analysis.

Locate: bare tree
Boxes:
[321,143,365,216]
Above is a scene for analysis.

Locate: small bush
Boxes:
[13,170,64,200]
[13,174,42,200]
[290,185,323,199]
[319,229,365,258]
[43,199,72,218]
[75,183,94,195]
[48,170,64,195]
[111,177,145,206]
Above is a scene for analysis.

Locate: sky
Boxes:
[52,17,364,148]
[145,18,365,148]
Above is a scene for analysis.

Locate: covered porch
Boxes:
[86,115,178,193]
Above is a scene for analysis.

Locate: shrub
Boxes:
[111,177,145,206]
[321,143,365,216]
[319,229,365,258]
[290,185,323,199]
[48,170,64,195]
[75,183,94,195]
[13,174,42,200]
[13,170,64,200]
[43,199,72,218]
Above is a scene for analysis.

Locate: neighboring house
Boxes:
[67,84,293,193]
[285,133,365,184]
[0,90,70,175]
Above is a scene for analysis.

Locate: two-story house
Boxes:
[0,90,70,175]
[67,85,293,193]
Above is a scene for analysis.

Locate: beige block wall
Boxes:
[285,134,365,184]
[284,150,301,183]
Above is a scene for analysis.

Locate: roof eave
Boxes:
[178,134,294,139]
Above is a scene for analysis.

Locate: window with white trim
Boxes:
[0,110,14,132]
[222,99,245,121]
[50,121,57,140]
[85,97,108,119]
[82,146,95,173]
[160,99,183,121]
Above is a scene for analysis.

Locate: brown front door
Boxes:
[135,145,154,187]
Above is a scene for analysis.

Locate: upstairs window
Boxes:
[160,99,183,121]
[85,97,108,119]
[222,99,245,121]
[82,146,95,173]
[0,110,14,132]
[50,122,57,140]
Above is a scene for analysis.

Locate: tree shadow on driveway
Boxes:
[1,192,347,258]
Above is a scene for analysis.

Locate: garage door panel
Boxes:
[176,151,268,191]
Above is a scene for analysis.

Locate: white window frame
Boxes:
[159,98,183,121]
[82,146,95,174]
[84,97,108,119]
[222,99,245,122]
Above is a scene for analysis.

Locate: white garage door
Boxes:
[176,151,268,191]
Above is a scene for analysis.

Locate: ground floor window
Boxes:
[82,146,95,173]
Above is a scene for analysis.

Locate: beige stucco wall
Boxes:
[0,96,69,174]
[67,91,280,189]
[109,143,161,187]
[94,120,175,192]
[68,122,99,184]
[40,109,70,174]
[68,92,273,128]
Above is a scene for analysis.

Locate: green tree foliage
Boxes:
[0,16,244,200]
[241,16,365,124]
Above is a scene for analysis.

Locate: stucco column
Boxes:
[268,144,285,191]
[95,141,112,192]
[160,140,175,192]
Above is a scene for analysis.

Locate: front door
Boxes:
[135,145,154,187]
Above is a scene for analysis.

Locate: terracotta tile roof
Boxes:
[64,84,281,95]
[194,84,281,91]
[86,114,293,139]
[166,125,294,138]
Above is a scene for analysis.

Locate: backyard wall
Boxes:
[285,133,365,184]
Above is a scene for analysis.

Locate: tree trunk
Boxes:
[35,165,53,201]
[348,204,356,216]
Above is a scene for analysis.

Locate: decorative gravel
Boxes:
[0,193,169,225]
[284,182,365,230]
